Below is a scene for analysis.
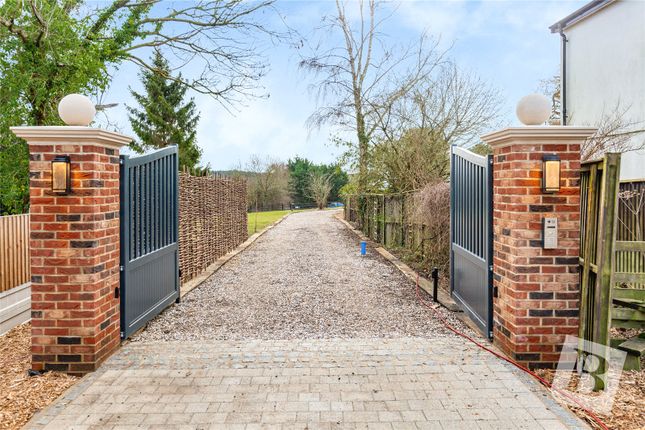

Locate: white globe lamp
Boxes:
[58,94,96,126]
[516,93,551,126]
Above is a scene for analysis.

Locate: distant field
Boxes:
[247,210,296,235]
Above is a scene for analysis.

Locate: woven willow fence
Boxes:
[178,171,247,284]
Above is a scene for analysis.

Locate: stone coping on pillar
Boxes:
[481,126,597,148]
[10,126,131,149]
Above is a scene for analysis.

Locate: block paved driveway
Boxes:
[25,211,587,429]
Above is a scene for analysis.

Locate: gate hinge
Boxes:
[119,158,124,165]
[120,331,125,339]
[120,265,124,272]
[489,158,493,165]
[489,265,493,272]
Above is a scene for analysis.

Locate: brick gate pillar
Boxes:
[481,126,595,368]
[11,123,131,375]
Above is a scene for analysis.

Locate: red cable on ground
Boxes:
[415,274,610,430]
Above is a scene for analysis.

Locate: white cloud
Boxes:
[195,90,342,170]
[396,0,470,44]
[397,0,583,41]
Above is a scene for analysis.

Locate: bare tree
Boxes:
[245,155,289,232]
[300,0,447,192]
[308,172,333,210]
[378,64,501,147]
[538,75,562,126]
[370,64,502,191]
[246,155,288,209]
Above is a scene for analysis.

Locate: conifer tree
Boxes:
[128,51,202,169]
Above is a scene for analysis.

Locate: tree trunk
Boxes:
[355,106,369,194]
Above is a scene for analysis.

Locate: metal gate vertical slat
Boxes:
[458,156,463,247]
[163,158,168,247]
[152,159,157,251]
[163,157,171,245]
[137,166,142,258]
[143,163,147,256]
[474,164,478,257]
[156,158,160,249]
[466,161,470,253]
[159,158,164,249]
[134,165,139,259]
[145,163,149,255]
[140,164,145,257]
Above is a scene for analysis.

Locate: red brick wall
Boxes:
[484,128,592,368]
[27,140,121,375]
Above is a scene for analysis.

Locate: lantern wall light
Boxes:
[542,154,561,193]
[51,155,71,195]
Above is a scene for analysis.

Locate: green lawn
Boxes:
[247,210,295,235]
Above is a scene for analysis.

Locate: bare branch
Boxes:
[82,0,287,106]
[582,103,645,160]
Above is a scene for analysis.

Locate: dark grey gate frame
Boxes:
[450,145,494,338]
[120,146,179,339]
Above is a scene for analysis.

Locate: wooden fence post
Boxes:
[592,153,621,388]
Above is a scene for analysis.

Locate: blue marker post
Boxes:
[360,241,367,256]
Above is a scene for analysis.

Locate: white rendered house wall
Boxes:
[563,0,645,179]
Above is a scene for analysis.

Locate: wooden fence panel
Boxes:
[0,214,30,292]
[344,189,450,275]
[616,180,645,291]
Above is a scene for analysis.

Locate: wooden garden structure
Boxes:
[579,153,645,386]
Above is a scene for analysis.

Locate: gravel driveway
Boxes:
[134,210,469,342]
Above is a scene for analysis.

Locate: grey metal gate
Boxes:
[450,145,493,338]
[120,146,179,339]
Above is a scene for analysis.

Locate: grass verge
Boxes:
[247,210,297,235]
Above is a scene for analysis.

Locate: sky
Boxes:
[100,0,586,171]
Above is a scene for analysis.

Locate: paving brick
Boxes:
[22,338,588,430]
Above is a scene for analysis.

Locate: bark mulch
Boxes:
[0,323,78,430]
[536,366,644,430]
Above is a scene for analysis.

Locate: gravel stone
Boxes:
[133,210,473,342]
